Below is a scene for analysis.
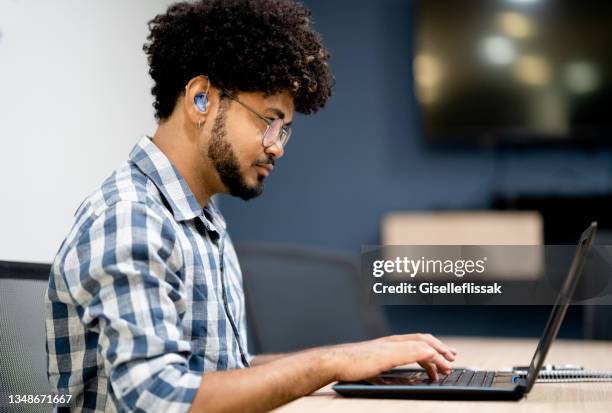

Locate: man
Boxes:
[46,1,457,412]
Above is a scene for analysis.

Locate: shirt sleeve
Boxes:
[60,200,201,413]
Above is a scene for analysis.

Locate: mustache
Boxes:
[254,157,275,166]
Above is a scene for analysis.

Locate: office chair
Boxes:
[0,260,52,413]
[235,244,389,354]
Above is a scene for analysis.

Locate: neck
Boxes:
[151,118,221,208]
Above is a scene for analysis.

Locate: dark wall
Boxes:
[219,0,612,253]
[219,0,611,338]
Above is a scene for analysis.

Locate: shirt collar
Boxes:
[128,137,226,233]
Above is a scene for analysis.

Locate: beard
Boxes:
[207,101,265,201]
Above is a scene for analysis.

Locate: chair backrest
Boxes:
[0,261,52,408]
[236,244,389,354]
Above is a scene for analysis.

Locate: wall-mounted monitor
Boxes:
[414,0,612,147]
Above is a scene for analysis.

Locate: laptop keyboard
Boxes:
[376,369,496,387]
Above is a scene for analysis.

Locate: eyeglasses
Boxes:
[220,88,292,149]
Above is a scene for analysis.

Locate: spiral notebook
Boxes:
[511,366,612,383]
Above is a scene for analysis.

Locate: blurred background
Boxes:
[1,0,611,361]
[221,0,612,343]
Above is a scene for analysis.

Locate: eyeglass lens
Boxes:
[263,119,286,147]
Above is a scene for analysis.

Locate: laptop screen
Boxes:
[523,222,597,393]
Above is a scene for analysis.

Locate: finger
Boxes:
[389,341,452,378]
[405,342,452,376]
[409,334,457,362]
[441,343,458,355]
[423,334,457,360]
[419,361,438,381]
[420,348,452,375]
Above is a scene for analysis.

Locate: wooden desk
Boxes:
[272,338,612,413]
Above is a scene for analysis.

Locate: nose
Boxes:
[264,139,285,160]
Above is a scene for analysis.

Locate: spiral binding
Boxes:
[516,369,612,383]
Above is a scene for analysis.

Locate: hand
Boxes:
[329,333,457,382]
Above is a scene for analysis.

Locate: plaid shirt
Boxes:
[46,136,251,412]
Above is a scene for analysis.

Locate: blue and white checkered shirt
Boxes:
[46,136,251,412]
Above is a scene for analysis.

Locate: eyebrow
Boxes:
[265,107,293,126]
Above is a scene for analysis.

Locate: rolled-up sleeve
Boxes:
[60,200,201,412]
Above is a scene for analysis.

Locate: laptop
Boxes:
[333,222,597,401]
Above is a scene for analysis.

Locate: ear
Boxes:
[183,75,213,129]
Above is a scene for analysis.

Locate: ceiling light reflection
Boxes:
[481,36,516,65]
[498,12,532,38]
[414,54,443,104]
[564,62,599,94]
[514,55,550,86]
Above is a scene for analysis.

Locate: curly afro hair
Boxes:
[143,0,334,120]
